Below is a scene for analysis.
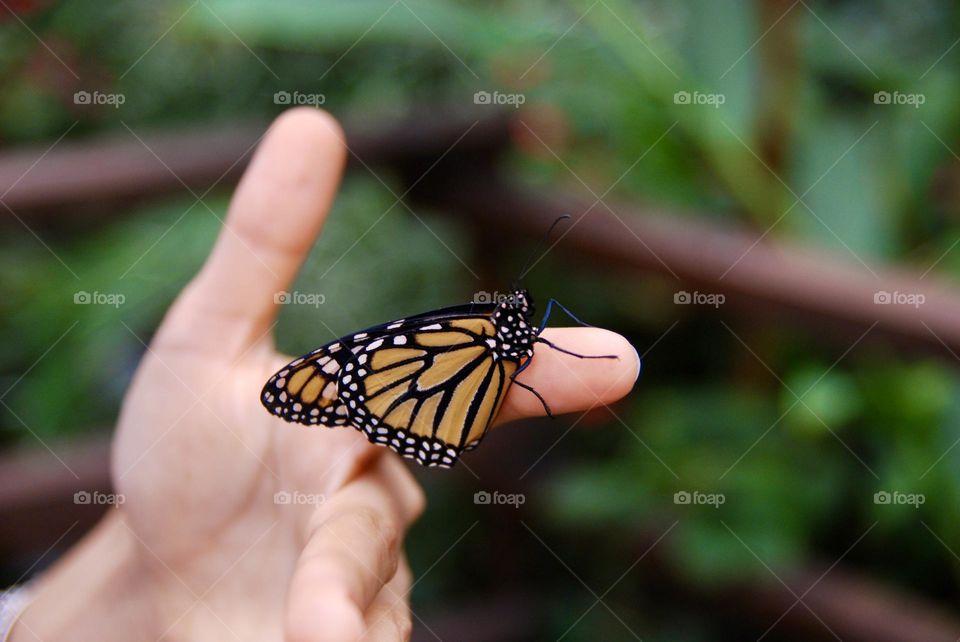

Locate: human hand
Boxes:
[12,108,639,642]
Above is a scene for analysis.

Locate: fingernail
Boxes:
[632,344,642,381]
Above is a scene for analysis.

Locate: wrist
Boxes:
[9,510,157,642]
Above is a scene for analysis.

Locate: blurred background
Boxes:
[3,0,960,639]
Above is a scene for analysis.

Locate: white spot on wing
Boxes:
[322,360,340,374]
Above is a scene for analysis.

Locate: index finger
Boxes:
[155,108,346,358]
[494,327,640,426]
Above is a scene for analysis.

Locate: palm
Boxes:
[112,332,388,639]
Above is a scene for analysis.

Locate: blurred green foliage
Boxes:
[4,0,960,638]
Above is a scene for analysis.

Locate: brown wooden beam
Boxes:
[0,439,111,567]
[415,172,960,358]
[0,112,511,220]
[739,564,960,642]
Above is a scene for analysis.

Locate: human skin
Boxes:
[10,108,639,642]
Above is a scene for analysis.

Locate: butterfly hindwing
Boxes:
[260,339,355,426]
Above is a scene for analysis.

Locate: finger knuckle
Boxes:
[285,590,365,642]
[408,483,427,523]
[392,608,413,641]
[354,507,402,553]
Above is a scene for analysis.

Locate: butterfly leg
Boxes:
[537,298,596,333]
[509,374,554,418]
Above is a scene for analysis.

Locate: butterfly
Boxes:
[260,218,619,468]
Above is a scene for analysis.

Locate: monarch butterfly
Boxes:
[260,219,618,468]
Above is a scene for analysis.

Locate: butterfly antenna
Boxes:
[516,214,571,282]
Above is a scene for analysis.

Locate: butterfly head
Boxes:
[503,287,534,318]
